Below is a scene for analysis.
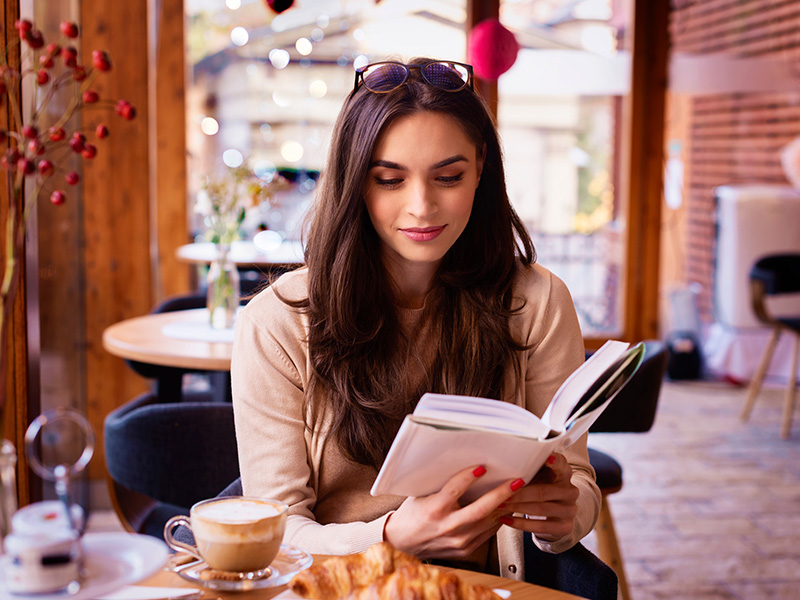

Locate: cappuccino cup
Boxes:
[164,496,287,573]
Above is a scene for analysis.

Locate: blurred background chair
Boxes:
[587,340,669,600]
[125,292,212,403]
[740,253,800,439]
[104,391,240,538]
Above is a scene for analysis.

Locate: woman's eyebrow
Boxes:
[369,154,469,171]
[369,159,406,170]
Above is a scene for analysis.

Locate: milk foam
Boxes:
[196,499,282,523]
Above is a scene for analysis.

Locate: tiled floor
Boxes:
[87,380,800,599]
[584,379,800,600]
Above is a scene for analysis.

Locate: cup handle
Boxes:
[163,516,202,561]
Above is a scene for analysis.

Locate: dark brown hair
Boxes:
[284,58,535,469]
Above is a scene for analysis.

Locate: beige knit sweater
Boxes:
[231,263,601,582]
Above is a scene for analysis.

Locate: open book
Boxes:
[370,340,645,503]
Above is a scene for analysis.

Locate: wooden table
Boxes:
[137,557,585,600]
[176,240,304,269]
[102,308,233,372]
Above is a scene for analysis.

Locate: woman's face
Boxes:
[364,111,483,277]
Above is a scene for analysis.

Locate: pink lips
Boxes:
[400,226,446,242]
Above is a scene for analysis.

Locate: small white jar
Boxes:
[11,500,85,536]
[2,530,81,594]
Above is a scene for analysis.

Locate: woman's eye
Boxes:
[375,177,403,188]
[437,173,464,185]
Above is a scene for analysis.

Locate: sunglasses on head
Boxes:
[353,60,474,94]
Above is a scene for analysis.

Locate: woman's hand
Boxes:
[383,465,509,559]
[496,453,579,540]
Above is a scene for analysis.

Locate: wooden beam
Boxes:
[150,0,190,301]
[81,0,152,481]
[466,0,499,117]
[623,0,670,341]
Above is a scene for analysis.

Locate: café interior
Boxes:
[1,0,799,599]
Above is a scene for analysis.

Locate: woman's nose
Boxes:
[406,181,437,218]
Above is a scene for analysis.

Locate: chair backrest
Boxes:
[125,293,209,401]
[104,391,240,509]
[750,253,800,296]
[589,340,668,434]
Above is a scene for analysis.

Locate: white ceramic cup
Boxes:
[163,496,287,573]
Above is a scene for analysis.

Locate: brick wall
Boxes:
[669,0,800,321]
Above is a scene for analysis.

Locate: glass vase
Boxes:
[207,242,240,329]
[0,438,18,548]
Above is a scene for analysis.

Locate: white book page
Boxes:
[541,340,629,430]
[414,393,544,437]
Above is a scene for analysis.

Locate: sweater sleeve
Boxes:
[231,279,390,555]
[518,266,601,554]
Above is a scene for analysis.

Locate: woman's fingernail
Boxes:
[499,516,514,526]
[547,455,556,466]
[473,465,487,477]
[510,478,525,492]
[497,502,506,509]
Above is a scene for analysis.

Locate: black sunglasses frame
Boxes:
[353,61,475,95]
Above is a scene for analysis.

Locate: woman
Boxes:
[231,58,600,581]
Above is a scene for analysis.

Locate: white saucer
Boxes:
[173,544,312,591]
[0,532,168,600]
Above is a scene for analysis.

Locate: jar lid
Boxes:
[11,501,84,535]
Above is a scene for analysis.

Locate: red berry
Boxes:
[95,124,109,139]
[92,50,112,72]
[82,90,99,103]
[115,100,137,121]
[72,66,87,81]
[1,149,19,171]
[39,55,54,69]
[28,139,45,156]
[69,137,85,153]
[81,144,97,159]
[50,190,67,205]
[24,29,44,49]
[38,159,55,177]
[59,21,79,39]
[49,127,66,142]
[21,125,38,140]
[17,158,35,175]
[46,42,61,56]
[65,171,80,185]
[61,46,78,68]
[36,69,50,85]
[14,19,32,34]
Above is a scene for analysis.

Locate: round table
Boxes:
[102,309,233,372]
[176,240,304,269]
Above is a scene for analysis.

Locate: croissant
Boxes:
[289,542,421,599]
[342,563,501,600]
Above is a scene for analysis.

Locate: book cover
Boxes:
[370,340,645,502]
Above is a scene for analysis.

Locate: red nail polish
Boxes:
[547,455,556,466]
[497,502,506,509]
[499,516,514,526]
[473,465,486,477]
[510,478,525,492]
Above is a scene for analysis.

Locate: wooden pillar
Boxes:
[150,0,190,301]
[466,0,499,118]
[81,0,152,481]
[623,0,670,342]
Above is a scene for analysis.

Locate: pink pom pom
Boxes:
[468,19,519,81]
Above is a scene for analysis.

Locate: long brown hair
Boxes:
[284,58,535,469]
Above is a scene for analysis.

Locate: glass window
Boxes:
[498,0,632,336]
[185,0,467,243]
